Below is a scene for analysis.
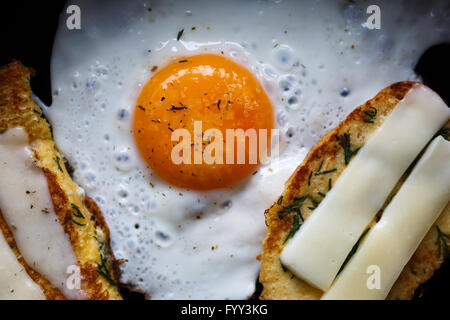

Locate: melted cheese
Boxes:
[0,229,45,300]
[280,85,450,291]
[0,127,85,299]
[322,136,450,300]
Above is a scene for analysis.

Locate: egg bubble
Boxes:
[272,45,296,71]
[113,149,135,172]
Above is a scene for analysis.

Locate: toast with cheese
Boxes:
[0,61,122,300]
[259,81,450,300]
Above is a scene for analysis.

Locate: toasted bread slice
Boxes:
[259,81,450,300]
[0,61,122,300]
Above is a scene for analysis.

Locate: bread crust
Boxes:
[0,61,122,300]
[259,81,450,300]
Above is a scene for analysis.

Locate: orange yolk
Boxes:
[133,54,274,190]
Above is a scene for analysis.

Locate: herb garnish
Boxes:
[277,196,283,205]
[307,196,321,211]
[337,133,361,165]
[178,59,188,63]
[308,171,312,186]
[217,99,221,111]
[278,195,308,218]
[314,160,337,176]
[95,238,117,286]
[167,104,188,111]
[54,156,63,172]
[436,226,450,259]
[177,28,184,41]
[284,214,303,243]
[363,107,377,124]
[71,203,85,226]
[328,178,332,191]
[137,105,146,111]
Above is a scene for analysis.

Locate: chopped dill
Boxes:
[328,178,332,191]
[284,213,303,243]
[277,195,283,205]
[95,237,117,286]
[176,28,184,41]
[71,203,85,219]
[96,253,117,286]
[308,171,312,186]
[167,104,188,111]
[314,160,337,176]
[54,156,63,172]
[363,106,377,124]
[279,195,308,217]
[337,133,361,165]
[71,219,86,227]
[71,203,85,226]
[137,105,146,111]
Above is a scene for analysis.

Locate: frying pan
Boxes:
[0,1,448,300]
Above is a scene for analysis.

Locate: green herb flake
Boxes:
[314,160,337,176]
[94,237,117,286]
[71,219,86,227]
[363,106,377,124]
[176,28,184,41]
[308,171,312,186]
[337,133,361,165]
[54,156,63,172]
[279,195,308,215]
[70,203,85,227]
[277,196,283,205]
[284,213,303,243]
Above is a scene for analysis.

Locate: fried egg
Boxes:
[44,0,449,299]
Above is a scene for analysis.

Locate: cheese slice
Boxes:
[280,84,450,291]
[322,136,450,300]
[0,127,86,299]
[0,229,46,300]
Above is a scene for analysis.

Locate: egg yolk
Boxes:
[133,54,274,190]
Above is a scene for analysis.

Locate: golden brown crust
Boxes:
[259,81,449,300]
[0,61,122,300]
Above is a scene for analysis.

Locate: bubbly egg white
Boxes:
[45,0,449,299]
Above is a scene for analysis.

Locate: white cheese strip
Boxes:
[0,229,45,300]
[322,136,450,300]
[280,84,450,291]
[0,127,86,299]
